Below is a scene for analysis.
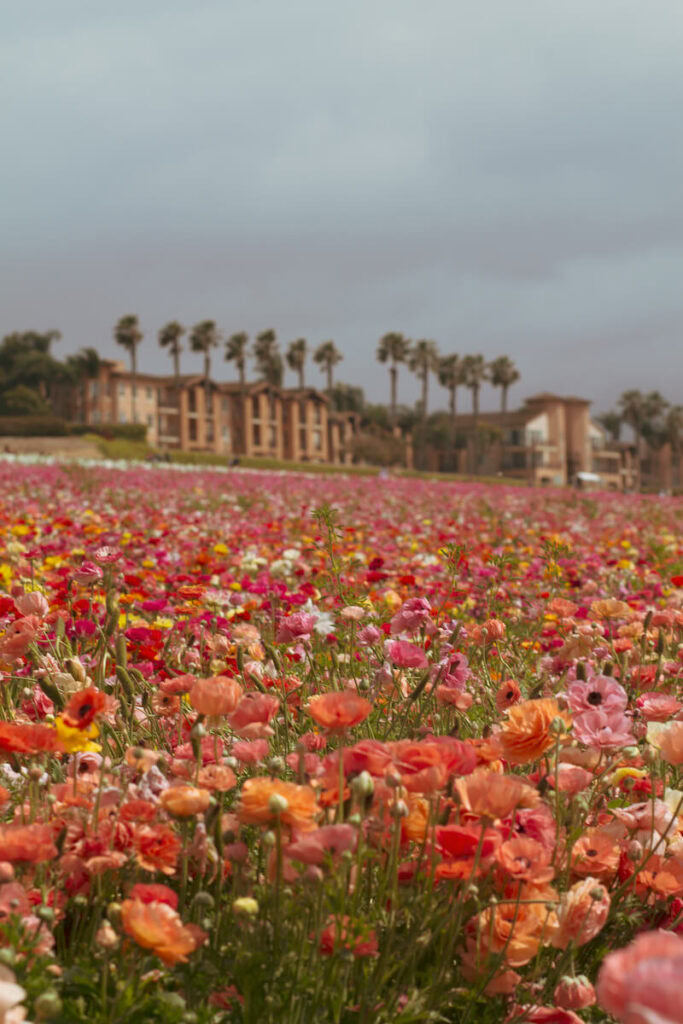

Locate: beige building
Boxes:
[79,361,357,464]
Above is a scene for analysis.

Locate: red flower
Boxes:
[62,687,108,730]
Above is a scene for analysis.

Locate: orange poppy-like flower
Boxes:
[499,699,571,764]
[151,692,181,717]
[62,687,109,730]
[160,785,211,818]
[238,778,319,831]
[189,675,243,717]
[0,722,62,755]
[657,721,683,765]
[133,825,182,875]
[468,900,557,968]
[306,692,372,733]
[0,823,58,863]
[590,599,632,620]
[496,837,554,885]
[455,772,539,820]
[496,680,522,712]
[571,831,620,880]
[121,897,198,965]
[551,877,610,948]
[638,855,683,898]
[0,615,41,658]
[196,764,237,792]
[401,796,430,843]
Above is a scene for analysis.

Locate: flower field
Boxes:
[1,460,683,1024]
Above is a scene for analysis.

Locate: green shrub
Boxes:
[0,416,69,436]
[69,423,147,441]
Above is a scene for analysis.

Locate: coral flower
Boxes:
[496,679,521,712]
[121,898,198,966]
[467,901,557,968]
[238,778,319,831]
[129,883,178,909]
[160,785,211,818]
[285,824,357,865]
[596,929,683,1022]
[551,877,610,948]
[499,699,571,764]
[62,686,108,730]
[590,599,632,620]
[196,764,237,792]
[0,722,62,755]
[306,692,372,733]
[657,721,683,765]
[133,825,182,875]
[0,823,57,864]
[638,855,683,899]
[571,832,620,880]
[455,772,538,820]
[496,837,554,885]
[385,640,428,670]
[189,675,243,717]
[0,615,41,658]
[227,693,280,739]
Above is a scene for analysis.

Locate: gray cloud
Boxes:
[2,0,683,413]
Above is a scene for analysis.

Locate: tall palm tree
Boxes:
[253,329,283,387]
[438,354,464,427]
[286,338,308,389]
[225,332,249,386]
[70,347,101,422]
[158,321,185,384]
[113,315,143,422]
[488,355,520,414]
[596,411,622,442]
[313,340,343,392]
[462,354,488,473]
[408,339,439,419]
[376,332,410,424]
[189,320,219,392]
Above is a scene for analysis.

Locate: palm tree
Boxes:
[462,354,488,473]
[67,347,101,422]
[376,332,410,424]
[253,329,283,387]
[488,356,520,415]
[158,321,185,384]
[438,354,464,427]
[225,332,249,386]
[408,339,439,419]
[314,340,343,392]
[189,320,219,392]
[596,411,622,442]
[286,338,308,389]
[113,315,143,422]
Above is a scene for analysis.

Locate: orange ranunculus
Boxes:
[62,686,109,730]
[0,721,62,755]
[0,615,41,658]
[189,675,243,717]
[455,772,539,820]
[133,825,182,875]
[306,692,372,732]
[496,679,522,712]
[121,898,198,965]
[658,721,683,765]
[402,796,430,843]
[638,855,683,898]
[196,764,237,792]
[551,877,610,948]
[496,837,554,886]
[238,778,319,831]
[499,699,571,764]
[0,823,58,863]
[467,900,557,968]
[160,785,211,818]
[589,599,632,620]
[571,831,620,880]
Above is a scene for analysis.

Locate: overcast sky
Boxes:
[2,0,683,413]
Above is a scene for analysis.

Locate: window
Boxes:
[253,423,261,446]
[146,387,153,400]
[118,382,126,396]
[119,411,127,424]
[252,395,260,417]
[221,396,230,413]
[92,410,100,424]
[527,429,544,445]
[314,430,322,451]
[189,419,198,442]
[147,414,154,427]
[314,405,322,425]
[89,381,98,399]
[269,425,277,448]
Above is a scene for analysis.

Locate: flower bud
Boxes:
[351,771,374,798]
[268,793,289,815]
[233,897,259,916]
[96,921,120,951]
[553,975,596,1010]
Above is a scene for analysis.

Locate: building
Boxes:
[80,361,357,465]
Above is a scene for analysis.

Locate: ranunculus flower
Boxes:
[572,709,634,749]
[386,640,428,670]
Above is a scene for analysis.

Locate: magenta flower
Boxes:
[390,597,433,636]
[565,676,628,715]
[386,640,428,670]
[276,613,318,643]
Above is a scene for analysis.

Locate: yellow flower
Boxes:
[55,716,101,753]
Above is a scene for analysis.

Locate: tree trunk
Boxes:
[421,370,428,419]
[390,365,397,423]
[173,349,180,383]
[501,385,508,415]
[131,346,138,423]
[239,361,245,387]
[298,367,305,389]
[204,352,211,389]
[472,385,480,474]
[326,364,333,393]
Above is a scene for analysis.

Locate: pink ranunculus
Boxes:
[14,591,49,619]
[572,709,634,749]
[276,613,317,643]
[227,693,280,739]
[231,738,269,764]
[547,764,594,794]
[390,597,433,636]
[0,615,42,658]
[386,640,428,670]
[565,676,628,715]
[286,824,357,865]
[73,561,104,586]
[358,625,382,646]
[636,692,682,721]
[596,930,683,1022]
